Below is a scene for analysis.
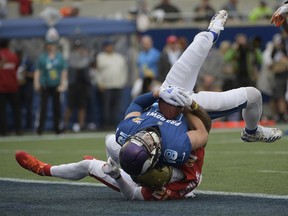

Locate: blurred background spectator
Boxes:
[34,29,67,135]
[18,0,33,17]
[0,0,7,19]
[219,40,235,91]
[0,39,22,136]
[269,33,288,123]
[63,39,92,132]
[158,35,182,83]
[152,0,181,23]
[2,0,288,135]
[60,2,80,17]
[196,47,225,92]
[248,0,272,22]
[222,0,242,20]
[96,40,128,130]
[256,41,275,120]
[131,35,160,98]
[128,0,150,20]
[225,33,262,88]
[193,0,215,22]
[16,48,35,131]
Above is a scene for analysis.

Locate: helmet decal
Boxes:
[119,128,162,176]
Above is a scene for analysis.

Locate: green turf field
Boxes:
[1,129,287,195]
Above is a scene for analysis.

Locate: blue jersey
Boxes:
[116,108,191,166]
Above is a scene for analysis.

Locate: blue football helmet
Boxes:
[119,129,161,177]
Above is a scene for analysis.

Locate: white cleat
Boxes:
[208,10,228,35]
[241,125,283,143]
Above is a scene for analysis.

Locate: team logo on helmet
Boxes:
[119,128,162,176]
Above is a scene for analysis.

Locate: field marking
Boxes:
[1,177,288,200]
[258,170,288,174]
[206,150,288,155]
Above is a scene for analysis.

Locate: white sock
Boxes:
[51,160,91,180]
[242,87,262,131]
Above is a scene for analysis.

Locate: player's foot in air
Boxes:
[208,10,228,42]
[15,151,50,176]
[241,125,283,143]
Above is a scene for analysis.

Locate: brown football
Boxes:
[158,98,183,119]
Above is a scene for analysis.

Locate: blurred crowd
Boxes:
[1,28,288,137]
[0,0,282,23]
[129,0,278,26]
[1,0,288,136]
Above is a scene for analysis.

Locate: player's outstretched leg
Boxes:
[15,151,51,176]
[208,10,228,43]
[241,126,283,142]
[240,87,283,143]
[162,10,228,92]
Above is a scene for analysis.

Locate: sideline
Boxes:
[1,177,287,200]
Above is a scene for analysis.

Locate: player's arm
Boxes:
[102,157,178,201]
[183,102,211,150]
[124,86,191,119]
[57,69,68,92]
[188,101,211,133]
[102,157,145,200]
[124,91,159,119]
[33,69,41,92]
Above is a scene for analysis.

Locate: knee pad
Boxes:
[245,87,262,106]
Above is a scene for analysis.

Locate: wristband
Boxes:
[191,102,198,111]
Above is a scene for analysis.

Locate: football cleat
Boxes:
[15,151,48,176]
[241,125,283,143]
[208,10,228,42]
[83,155,96,160]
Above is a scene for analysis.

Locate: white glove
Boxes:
[275,3,288,17]
[102,157,121,179]
[271,3,288,25]
[159,86,193,107]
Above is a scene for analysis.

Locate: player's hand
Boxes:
[271,3,288,27]
[102,157,121,179]
[159,86,193,107]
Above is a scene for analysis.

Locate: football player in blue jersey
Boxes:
[108,10,283,177]
[15,10,283,201]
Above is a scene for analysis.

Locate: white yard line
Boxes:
[258,170,288,174]
[1,177,287,200]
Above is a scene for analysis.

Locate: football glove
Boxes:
[102,157,121,179]
[271,2,288,26]
[159,86,193,107]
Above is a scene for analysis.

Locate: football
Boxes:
[158,98,183,119]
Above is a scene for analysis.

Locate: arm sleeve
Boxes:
[125,92,158,116]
